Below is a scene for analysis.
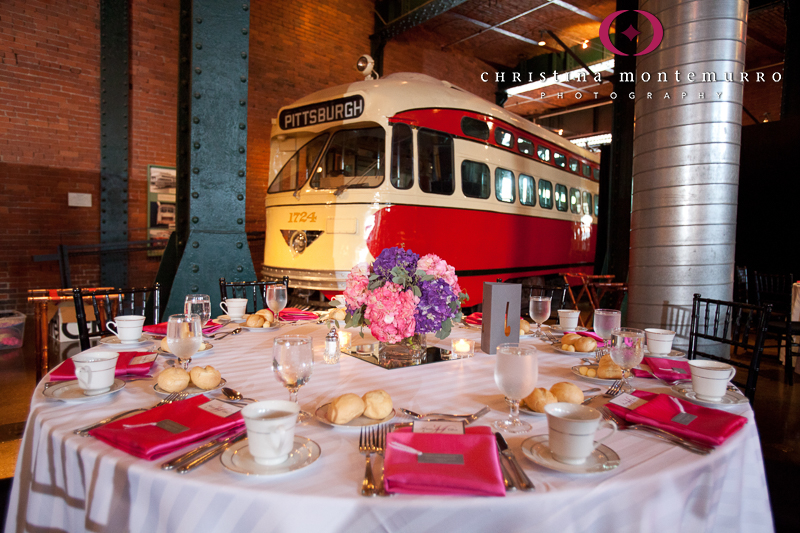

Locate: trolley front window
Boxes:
[461,160,490,199]
[268,133,329,193]
[418,129,454,195]
[519,174,535,206]
[311,127,385,190]
[555,184,568,212]
[495,168,515,203]
[391,123,413,190]
[538,179,553,209]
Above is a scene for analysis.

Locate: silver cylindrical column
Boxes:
[627,0,747,347]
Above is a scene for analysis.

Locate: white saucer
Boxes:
[520,434,620,474]
[241,324,280,332]
[314,403,395,428]
[519,404,546,417]
[216,315,246,324]
[644,349,686,360]
[43,379,126,401]
[554,346,597,357]
[571,365,618,384]
[157,341,214,358]
[670,384,748,408]
[153,377,226,398]
[99,335,153,346]
[549,325,588,335]
[220,437,321,476]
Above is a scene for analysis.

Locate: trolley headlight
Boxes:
[289,231,307,255]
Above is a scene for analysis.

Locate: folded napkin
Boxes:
[49,351,157,382]
[278,308,318,321]
[143,322,224,336]
[464,312,482,325]
[606,391,747,447]
[576,331,604,343]
[90,395,245,460]
[383,426,505,496]
[632,357,691,382]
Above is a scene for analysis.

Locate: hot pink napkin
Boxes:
[90,395,245,460]
[577,331,604,342]
[606,391,747,447]
[48,351,157,382]
[464,312,482,325]
[632,357,691,382]
[142,322,224,336]
[278,308,318,321]
[383,426,505,496]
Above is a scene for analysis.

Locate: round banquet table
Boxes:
[4,323,774,533]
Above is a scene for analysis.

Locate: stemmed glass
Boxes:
[184,294,211,327]
[609,327,645,393]
[529,295,551,338]
[272,335,313,424]
[267,284,288,325]
[493,343,538,433]
[166,314,202,370]
[593,309,621,359]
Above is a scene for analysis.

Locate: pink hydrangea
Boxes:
[364,282,418,343]
[343,262,370,311]
[417,254,462,295]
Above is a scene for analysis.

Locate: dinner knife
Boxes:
[494,433,535,491]
[161,428,245,470]
[176,433,247,474]
[74,408,148,437]
[494,442,517,491]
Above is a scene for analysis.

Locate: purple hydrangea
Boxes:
[414,278,458,334]
[372,247,420,283]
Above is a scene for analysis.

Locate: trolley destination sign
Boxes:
[279,95,365,130]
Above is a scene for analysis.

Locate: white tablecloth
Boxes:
[5,324,774,533]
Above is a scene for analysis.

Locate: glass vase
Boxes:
[379,333,427,362]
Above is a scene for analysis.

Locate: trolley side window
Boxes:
[555,184,568,212]
[582,191,593,216]
[268,133,329,193]
[311,127,385,190]
[461,160,490,199]
[495,168,515,203]
[495,127,514,148]
[537,145,551,162]
[553,152,566,168]
[538,179,553,209]
[594,194,600,217]
[569,188,582,214]
[391,123,413,190]
[593,168,600,180]
[418,129,455,195]
[569,158,579,173]
[582,163,592,178]
[461,117,489,140]
[519,174,536,206]
[518,138,534,155]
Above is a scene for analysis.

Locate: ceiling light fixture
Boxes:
[538,40,547,46]
[582,40,589,49]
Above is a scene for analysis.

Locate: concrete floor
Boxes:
[0,317,798,531]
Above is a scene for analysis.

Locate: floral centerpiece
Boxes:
[343,247,468,359]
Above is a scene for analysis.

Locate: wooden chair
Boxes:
[527,284,569,320]
[734,265,749,303]
[558,272,615,327]
[753,272,798,384]
[72,284,161,351]
[219,276,289,314]
[688,293,771,404]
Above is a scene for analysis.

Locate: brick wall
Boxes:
[741,64,784,125]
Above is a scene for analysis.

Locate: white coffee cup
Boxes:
[72,351,119,395]
[106,315,145,343]
[645,328,676,355]
[557,309,580,329]
[220,298,248,319]
[544,403,617,465]
[242,400,300,465]
[689,360,736,401]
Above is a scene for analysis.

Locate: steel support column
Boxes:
[162,0,255,317]
[99,0,130,288]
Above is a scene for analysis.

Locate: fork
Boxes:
[600,407,713,455]
[359,427,376,497]
[74,391,187,436]
[372,425,391,497]
[603,380,623,397]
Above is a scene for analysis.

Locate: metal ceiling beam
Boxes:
[372,0,470,42]
[546,30,596,79]
[550,0,602,22]
[448,13,562,53]
[442,1,556,50]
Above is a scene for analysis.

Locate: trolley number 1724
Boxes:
[287,212,317,223]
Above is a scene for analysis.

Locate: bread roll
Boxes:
[578,365,589,375]
[160,337,169,352]
[189,365,222,390]
[550,382,584,404]
[520,319,531,334]
[255,308,275,321]
[246,314,266,328]
[561,333,582,345]
[329,308,346,321]
[597,354,623,379]
[561,344,575,352]
[362,390,393,420]
[573,337,597,353]
[157,367,190,393]
[523,387,557,413]
[328,393,365,424]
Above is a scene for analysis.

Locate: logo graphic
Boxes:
[599,10,663,56]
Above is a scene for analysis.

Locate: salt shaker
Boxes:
[323,326,340,364]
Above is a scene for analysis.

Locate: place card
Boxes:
[198,399,242,418]
[413,420,465,434]
[418,453,464,465]
[671,412,697,425]
[129,353,158,365]
[609,393,649,410]
[156,419,189,434]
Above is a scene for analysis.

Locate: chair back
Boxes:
[688,293,771,404]
[528,284,569,318]
[72,284,161,351]
[219,276,290,314]
[753,271,793,315]
[734,265,749,303]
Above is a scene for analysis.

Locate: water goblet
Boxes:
[184,294,211,327]
[529,295,551,338]
[593,309,621,359]
[267,284,288,325]
[166,314,202,370]
[272,335,313,424]
[609,327,645,393]
[493,343,538,434]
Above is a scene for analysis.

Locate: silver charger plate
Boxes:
[670,383,748,409]
[220,437,321,476]
[99,335,154,346]
[43,379,126,401]
[521,434,620,474]
[153,377,226,398]
[571,365,618,384]
[158,341,214,358]
[314,403,395,428]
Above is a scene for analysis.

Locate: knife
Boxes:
[494,433,535,491]
[161,427,245,470]
[494,441,517,491]
[176,433,248,474]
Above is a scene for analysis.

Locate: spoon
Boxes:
[222,387,256,403]
[213,327,242,340]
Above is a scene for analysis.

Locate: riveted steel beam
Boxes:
[162,0,255,316]
[99,0,130,288]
